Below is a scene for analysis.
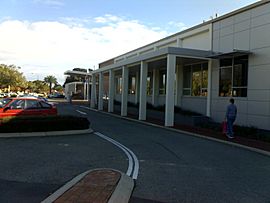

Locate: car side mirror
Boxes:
[3,106,10,112]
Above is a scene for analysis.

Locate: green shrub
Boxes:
[234,125,270,142]
[174,106,202,116]
[198,122,270,143]
[0,116,90,133]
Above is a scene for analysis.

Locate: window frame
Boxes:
[158,70,166,95]
[115,76,122,94]
[128,76,136,95]
[183,62,208,97]
[219,55,248,97]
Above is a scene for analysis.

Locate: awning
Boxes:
[207,49,252,59]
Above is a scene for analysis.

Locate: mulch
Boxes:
[148,119,270,153]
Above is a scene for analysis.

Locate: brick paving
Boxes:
[54,169,121,203]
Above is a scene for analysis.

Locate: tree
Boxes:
[73,68,87,72]
[27,80,49,93]
[53,83,63,92]
[0,64,27,91]
[44,75,57,94]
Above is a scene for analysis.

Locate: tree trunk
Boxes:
[49,82,52,94]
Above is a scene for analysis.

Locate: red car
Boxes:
[0,97,57,118]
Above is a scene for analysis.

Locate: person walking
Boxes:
[69,92,73,104]
[225,98,237,138]
[67,91,72,104]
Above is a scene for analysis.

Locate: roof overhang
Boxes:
[92,47,214,74]
[64,70,92,77]
[207,49,252,59]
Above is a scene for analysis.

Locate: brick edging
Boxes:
[41,168,134,203]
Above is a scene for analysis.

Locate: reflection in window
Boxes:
[219,68,232,97]
[129,76,136,94]
[147,72,153,96]
[183,62,208,96]
[183,66,191,96]
[26,100,40,109]
[159,70,166,95]
[192,64,201,96]
[40,101,51,108]
[115,77,122,94]
[219,55,248,97]
[10,100,25,109]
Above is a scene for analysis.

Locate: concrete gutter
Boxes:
[108,172,134,203]
[0,127,93,138]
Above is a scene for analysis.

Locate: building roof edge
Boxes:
[99,0,269,65]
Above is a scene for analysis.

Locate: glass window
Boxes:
[219,55,248,97]
[159,70,166,95]
[183,62,208,96]
[219,67,232,97]
[183,66,191,88]
[183,66,191,96]
[0,98,12,108]
[147,72,153,96]
[192,64,202,96]
[201,63,208,96]
[220,58,232,67]
[9,99,25,109]
[202,63,208,89]
[26,100,41,109]
[40,101,51,109]
[115,77,122,94]
[128,76,136,94]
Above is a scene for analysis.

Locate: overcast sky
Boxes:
[0,0,258,84]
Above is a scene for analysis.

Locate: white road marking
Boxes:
[76,110,87,115]
[79,105,91,110]
[94,132,139,180]
[76,105,139,179]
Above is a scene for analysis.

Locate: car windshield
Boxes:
[0,98,12,108]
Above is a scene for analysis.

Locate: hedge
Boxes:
[0,116,90,133]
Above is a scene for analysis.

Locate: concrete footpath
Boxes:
[41,169,134,203]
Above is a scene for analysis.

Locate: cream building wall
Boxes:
[113,24,212,115]
[93,1,270,130]
[211,2,270,130]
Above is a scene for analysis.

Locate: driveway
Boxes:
[68,104,270,203]
[1,103,270,203]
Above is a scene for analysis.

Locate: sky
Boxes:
[0,0,258,84]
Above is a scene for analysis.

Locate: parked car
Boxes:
[0,97,57,118]
[0,93,6,98]
[21,94,49,102]
[0,93,8,98]
[48,93,65,99]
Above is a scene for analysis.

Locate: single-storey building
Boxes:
[64,70,92,100]
[77,0,270,130]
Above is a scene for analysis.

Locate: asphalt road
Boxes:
[1,102,270,203]
[0,127,127,202]
[63,104,270,203]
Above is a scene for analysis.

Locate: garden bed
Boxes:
[0,116,90,133]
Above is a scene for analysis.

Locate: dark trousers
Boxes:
[227,117,235,136]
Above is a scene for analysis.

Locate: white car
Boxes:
[0,93,7,98]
